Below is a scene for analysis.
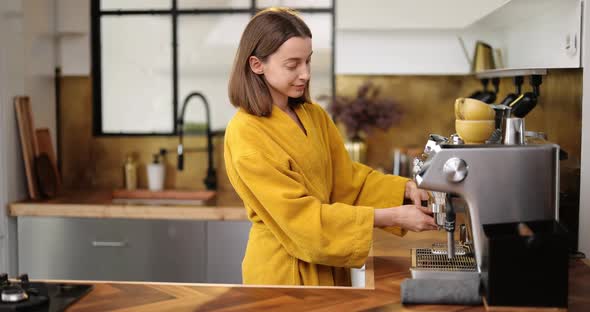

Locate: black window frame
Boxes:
[91,0,335,136]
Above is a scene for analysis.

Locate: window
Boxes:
[91,0,334,135]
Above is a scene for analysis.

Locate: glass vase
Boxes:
[344,135,367,164]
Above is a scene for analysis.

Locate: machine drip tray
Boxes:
[410,248,479,280]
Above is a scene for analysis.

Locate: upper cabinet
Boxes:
[467,0,582,70]
[336,0,583,75]
[337,0,510,30]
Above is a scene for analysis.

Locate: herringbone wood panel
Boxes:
[68,230,590,311]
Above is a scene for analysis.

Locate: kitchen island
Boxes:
[38,229,590,312]
[9,191,590,311]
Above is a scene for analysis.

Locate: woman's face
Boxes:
[260,36,312,103]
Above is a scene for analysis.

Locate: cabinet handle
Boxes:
[91,241,128,248]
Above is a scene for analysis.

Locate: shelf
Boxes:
[475,68,548,79]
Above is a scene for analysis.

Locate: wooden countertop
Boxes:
[8,189,247,220]
[47,229,589,312]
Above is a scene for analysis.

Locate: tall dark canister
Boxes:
[482,220,569,308]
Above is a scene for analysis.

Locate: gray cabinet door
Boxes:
[206,221,250,284]
[18,217,206,282]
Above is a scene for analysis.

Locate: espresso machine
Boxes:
[405,134,566,307]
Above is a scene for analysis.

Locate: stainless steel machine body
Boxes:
[414,135,461,261]
[414,143,560,274]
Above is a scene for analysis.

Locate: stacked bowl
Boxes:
[454,98,495,144]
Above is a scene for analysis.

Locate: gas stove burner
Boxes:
[0,273,93,312]
[1,285,29,303]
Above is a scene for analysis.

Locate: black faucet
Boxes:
[177,91,217,190]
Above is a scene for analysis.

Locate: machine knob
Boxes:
[443,157,468,183]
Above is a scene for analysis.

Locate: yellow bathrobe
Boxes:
[224,102,408,286]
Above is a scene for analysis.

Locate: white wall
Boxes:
[0,0,57,275]
[579,0,590,258]
[0,0,25,276]
[22,0,57,144]
[56,0,90,75]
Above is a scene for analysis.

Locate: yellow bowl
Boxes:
[455,120,495,144]
[454,97,495,120]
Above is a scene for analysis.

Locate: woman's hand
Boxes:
[373,180,436,232]
[391,205,438,232]
[404,180,429,206]
[374,205,438,232]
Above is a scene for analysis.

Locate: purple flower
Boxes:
[321,81,403,139]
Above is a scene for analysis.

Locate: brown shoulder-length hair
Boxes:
[228,7,312,117]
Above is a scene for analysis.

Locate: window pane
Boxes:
[256,0,332,9]
[101,16,173,133]
[101,0,171,10]
[300,13,333,107]
[178,0,250,9]
[178,14,250,132]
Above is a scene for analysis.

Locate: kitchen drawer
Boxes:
[18,217,206,282]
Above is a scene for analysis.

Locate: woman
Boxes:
[225,7,436,286]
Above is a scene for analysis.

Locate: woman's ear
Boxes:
[249,56,264,75]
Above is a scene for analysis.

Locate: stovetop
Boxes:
[0,273,93,312]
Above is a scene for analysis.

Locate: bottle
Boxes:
[147,154,165,191]
[124,154,137,190]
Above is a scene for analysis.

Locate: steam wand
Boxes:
[445,193,456,259]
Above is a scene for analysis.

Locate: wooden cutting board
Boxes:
[15,96,39,199]
[112,189,216,201]
[35,128,62,194]
[34,153,59,198]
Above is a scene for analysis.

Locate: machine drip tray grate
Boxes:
[430,242,467,256]
[412,248,477,272]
